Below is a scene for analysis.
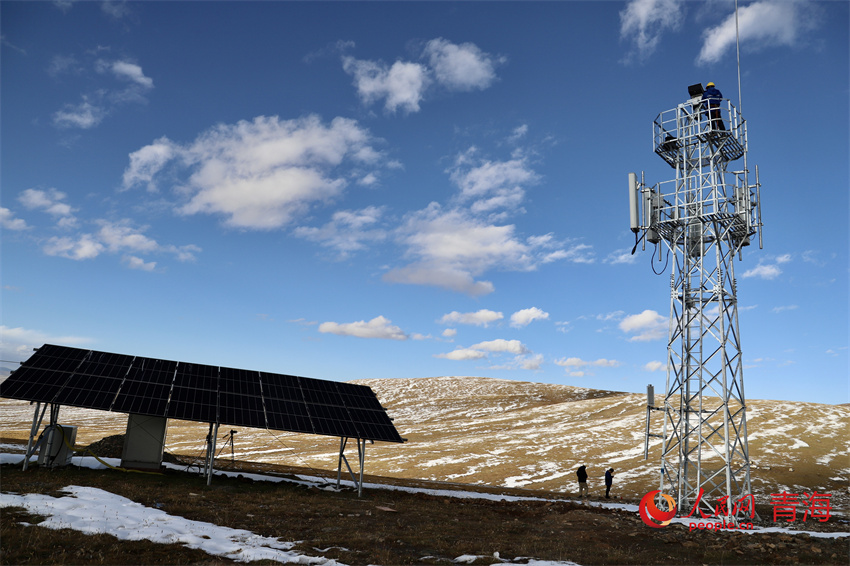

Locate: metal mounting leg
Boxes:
[336,437,368,497]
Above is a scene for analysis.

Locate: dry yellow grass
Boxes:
[2,376,847,514]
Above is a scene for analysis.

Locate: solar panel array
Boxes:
[0,344,404,443]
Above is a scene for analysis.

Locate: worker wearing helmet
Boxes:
[701,81,725,131]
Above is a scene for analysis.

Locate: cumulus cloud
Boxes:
[121,137,176,191]
[469,339,528,355]
[519,353,544,371]
[342,57,430,114]
[40,218,200,266]
[742,254,791,280]
[19,188,75,219]
[555,356,621,376]
[53,100,105,129]
[510,307,549,328]
[294,206,386,258]
[439,309,504,327]
[102,60,154,88]
[123,115,383,230]
[620,0,685,63]
[435,338,531,364]
[435,348,487,361]
[43,234,105,260]
[123,255,156,271]
[644,360,665,372]
[442,328,457,338]
[342,38,502,113]
[0,207,28,230]
[604,248,638,265]
[422,37,501,92]
[697,0,820,65]
[52,57,154,129]
[318,315,407,340]
[384,203,580,295]
[619,309,668,342]
[449,149,539,214]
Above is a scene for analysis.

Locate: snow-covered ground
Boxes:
[2,451,847,566]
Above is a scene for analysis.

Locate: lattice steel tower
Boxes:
[631,83,762,521]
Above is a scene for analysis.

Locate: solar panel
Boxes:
[0,344,404,443]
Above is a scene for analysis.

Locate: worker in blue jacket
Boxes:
[702,81,725,131]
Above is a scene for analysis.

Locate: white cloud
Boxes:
[619,309,668,342]
[519,353,544,371]
[435,348,487,361]
[620,0,685,63]
[422,37,501,92]
[318,315,407,340]
[439,309,504,327]
[123,255,156,271]
[772,305,799,314]
[294,206,386,258]
[384,203,574,295]
[124,115,383,230]
[0,207,28,230]
[644,360,665,372]
[508,124,529,143]
[435,338,530,363]
[449,150,538,214]
[19,188,75,218]
[96,220,159,254]
[555,357,621,374]
[51,54,153,130]
[441,328,457,338]
[106,60,154,88]
[741,262,781,280]
[604,248,638,265]
[47,54,83,77]
[43,234,105,260]
[38,216,199,266]
[101,0,131,19]
[342,38,501,114]
[342,56,430,114]
[0,326,95,366]
[697,0,819,65]
[53,100,105,129]
[469,339,528,355]
[510,307,549,328]
[122,137,176,191]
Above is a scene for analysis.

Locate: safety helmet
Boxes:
[706,81,715,87]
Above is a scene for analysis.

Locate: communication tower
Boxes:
[630,83,762,521]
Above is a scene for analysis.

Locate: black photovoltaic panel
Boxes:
[0,344,404,443]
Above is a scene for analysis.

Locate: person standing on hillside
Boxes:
[576,465,588,498]
[604,468,615,499]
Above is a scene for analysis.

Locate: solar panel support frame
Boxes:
[203,422,220,486]
[23,402,49,472]
[337,436,369,497]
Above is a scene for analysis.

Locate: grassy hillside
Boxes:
[1,376,847,512]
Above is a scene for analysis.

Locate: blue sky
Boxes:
[1,1,847,405]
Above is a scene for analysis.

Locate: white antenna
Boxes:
[736,0,743,112]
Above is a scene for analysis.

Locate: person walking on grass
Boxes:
[576,465,588,498]
[605,468,615,499]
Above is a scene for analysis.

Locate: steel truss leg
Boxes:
[204,422,219,486]
[23,402,48,471]
[336,437,368,497]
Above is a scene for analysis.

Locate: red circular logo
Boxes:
[639,490,677,528]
